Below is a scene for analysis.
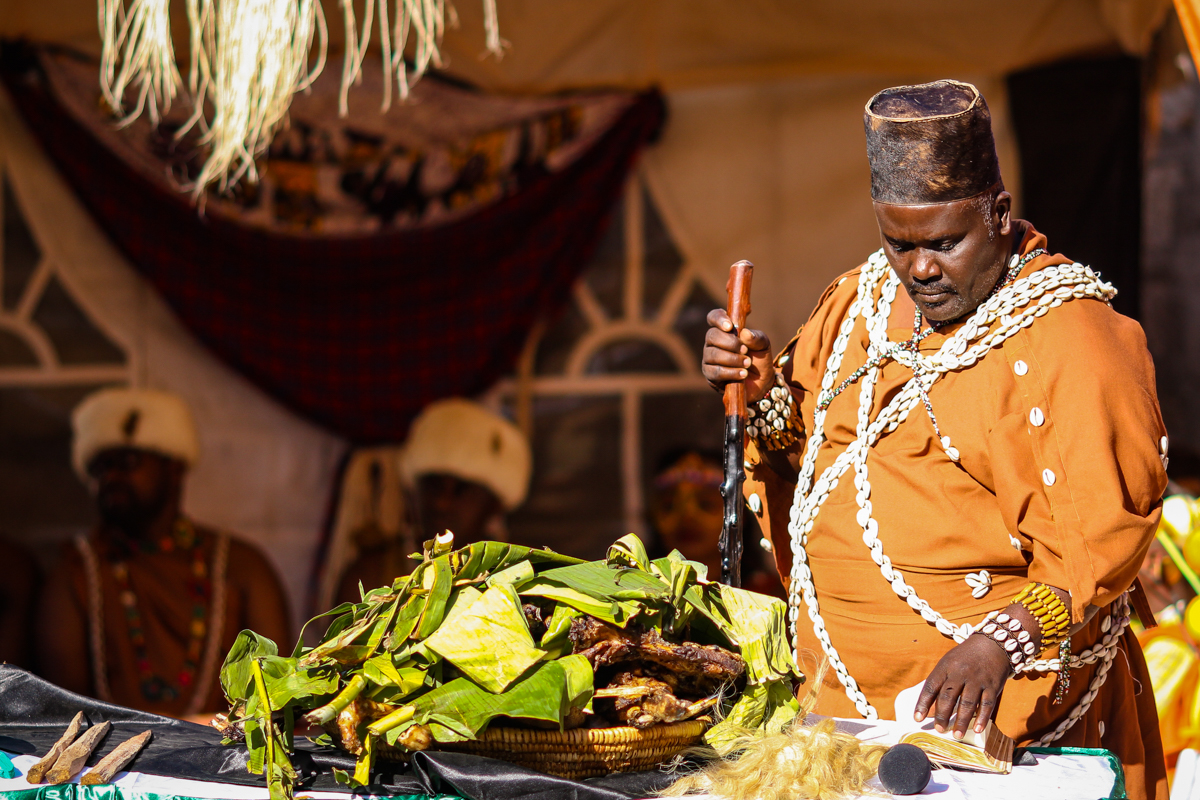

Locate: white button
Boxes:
[1161,436,1170,456]
[759,537,773,553]
[1029,407,1045,427]
[748,493,763,514]
[1042,469,1056,486]
[1014,360,1029,376]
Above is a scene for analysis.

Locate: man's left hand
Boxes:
[914,634,1011,738]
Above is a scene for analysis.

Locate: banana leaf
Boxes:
[361,655,423,695]
[413,558,454,639]
[263,665,339,710]
[424,584,546,693]
[384,592,426,652]
[487,560,535,587]
[606,534,650,570]
[292,603,354,658]
[539,603,581,655]
[221,534,802,800]
[407,655,594,744]
[648,552,706,634]
[221,630,279,702]
[453,541,583,583]
[515,580,625,624]
[704,679,800,754]
[531,561,669,602]
[718,584,797,685]
[517,561,670,626]
[438,585,484,629]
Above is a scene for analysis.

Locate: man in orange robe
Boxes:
[37,388,292,719]
[703,80,1167,799]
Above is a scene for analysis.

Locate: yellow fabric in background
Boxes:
[1141,627,1199,756]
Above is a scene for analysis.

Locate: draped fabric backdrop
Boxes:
[0,44,665,442]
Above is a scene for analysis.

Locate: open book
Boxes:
[892,683,1015,774]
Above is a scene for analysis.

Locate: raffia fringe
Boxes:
[98,0,505,198]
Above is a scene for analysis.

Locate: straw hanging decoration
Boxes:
[98,0,505,198]
[98,0,182,124]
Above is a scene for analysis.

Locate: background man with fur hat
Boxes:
[36,387,292,718]
[334,398,531,604]
[703,80,1167,799]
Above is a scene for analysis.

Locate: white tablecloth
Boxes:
[0,741,1121,800]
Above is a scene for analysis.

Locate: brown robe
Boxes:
[748,225,1168,799]
[37,523,292,718]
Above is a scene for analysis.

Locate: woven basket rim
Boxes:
[437,718,710,778]
[468,717,709,744]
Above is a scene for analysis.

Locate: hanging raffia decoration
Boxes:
[98,0,182,123]
[98,0,504,197]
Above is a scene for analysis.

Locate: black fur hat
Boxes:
[864,79,1003,205]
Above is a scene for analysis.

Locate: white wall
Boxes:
[0,88,348,632]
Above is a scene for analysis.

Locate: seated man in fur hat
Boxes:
[334,398,532,605]
[36,388,292,718]
[703,80,1167,799]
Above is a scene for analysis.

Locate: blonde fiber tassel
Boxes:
[191,0,327,195]
[97,0,503,196]
[98,0,181,124]
[337,0,375,117]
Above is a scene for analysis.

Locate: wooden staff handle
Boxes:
[723,260,755,417]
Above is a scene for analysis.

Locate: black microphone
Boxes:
[878,743,933,795]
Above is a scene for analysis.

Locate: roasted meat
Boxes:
[522,603,548,641]
[594,671,720,728]
[332,696,409,755]
[569,616,745,696]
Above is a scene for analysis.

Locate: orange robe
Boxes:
[748,225,1168,799]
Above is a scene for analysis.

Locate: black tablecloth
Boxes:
[0,665,675,799]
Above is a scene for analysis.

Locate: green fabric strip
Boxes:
[1,786,451,800]
[0,789,445,800]
[0,754,16,780]
[0,788,124,800]
[1022,746,1126,800]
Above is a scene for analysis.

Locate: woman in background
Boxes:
[648,449,783,598]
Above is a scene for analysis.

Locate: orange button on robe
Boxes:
[747,225,1168,800]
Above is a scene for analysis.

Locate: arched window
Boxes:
[0,159,129,549]
[499,170,723,558]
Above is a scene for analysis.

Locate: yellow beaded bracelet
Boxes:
[1012,582,1071,651]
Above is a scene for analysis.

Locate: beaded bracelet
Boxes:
[1012,582,1071,651]
[975,610,1038,671]
[747,371,801,451]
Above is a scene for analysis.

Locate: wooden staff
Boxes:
[720,260,754,587]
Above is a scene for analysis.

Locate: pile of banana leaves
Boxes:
[218,534,803,799]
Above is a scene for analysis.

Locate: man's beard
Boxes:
[908,258,1007,323]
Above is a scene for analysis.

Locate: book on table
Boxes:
[898,719,1014,774]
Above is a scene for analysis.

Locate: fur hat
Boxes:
[72,387,200,476]
[864,79,1002,205]
[399,399,532,512]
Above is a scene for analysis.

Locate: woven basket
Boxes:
[435,719,709,779]
[328,717,710,779]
